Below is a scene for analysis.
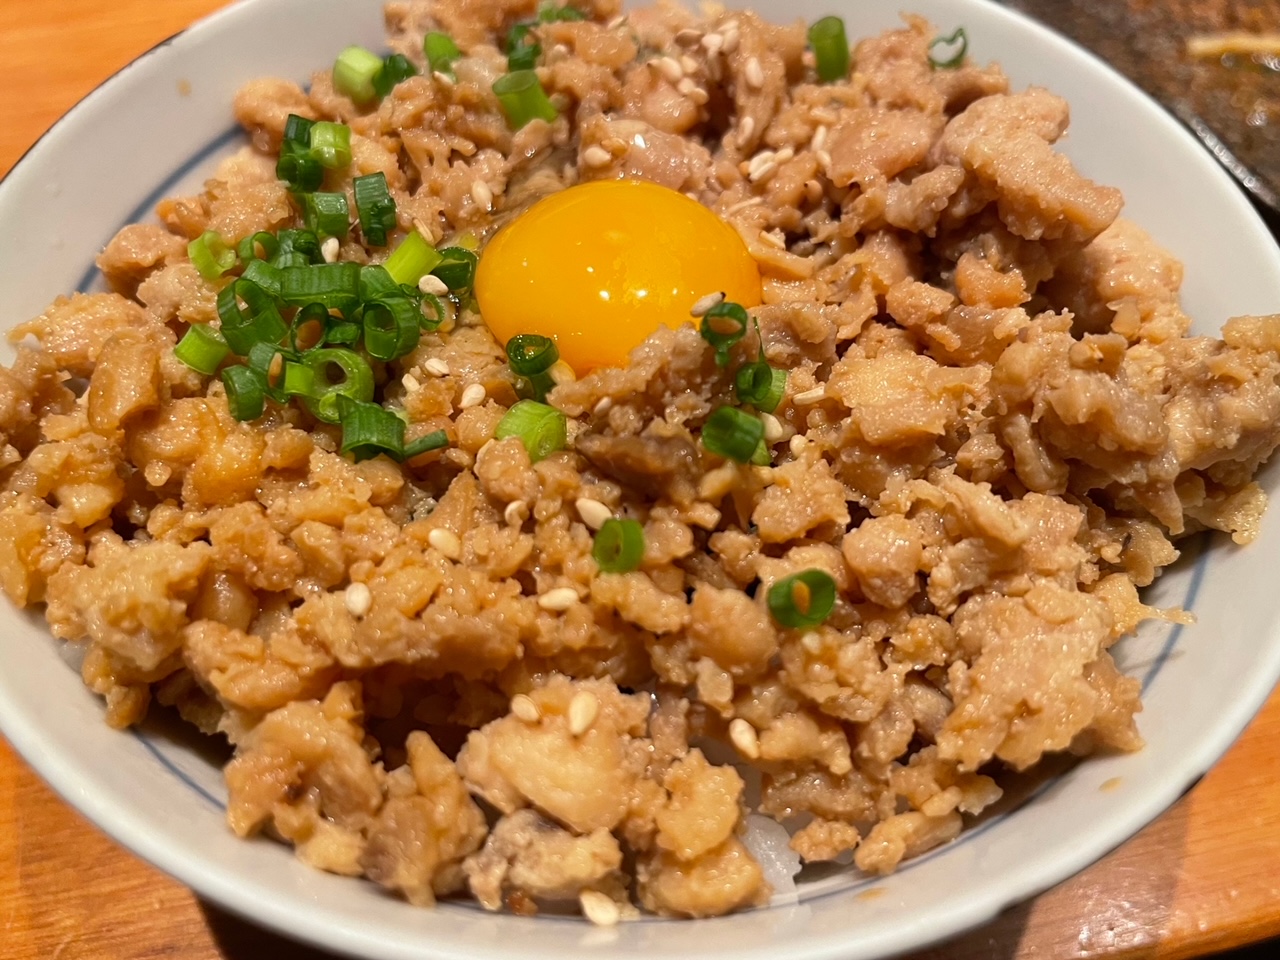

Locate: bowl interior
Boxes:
[2,1,1279,958]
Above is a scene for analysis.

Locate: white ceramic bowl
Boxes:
[2,1,1280,958]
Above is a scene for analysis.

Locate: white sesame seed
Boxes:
[575,497,612,530]
[550,360,576,385]
[812,106,838,125]
[690,291,726,318]
[721,25,740,53]
[811,125,829,152]
[504,500,528,526]
[428,527,462,560]
[433,70,455,86]
[744,56,764,89]
[419,274,449,296]
[471,180,493,212]
[761,412,784,443]
[321,237,340,263]
[568,691,600,736]
[677,77,697,95]
[789,434,808,457]
[729,718,760,759]
[748,160,778,184]
[687,87,710,106]
[343,582,372,618]
[736,115,755,148]
[605,14,626,29]
[593,397,613,416]
[538,587,580,611]
[511,694,541,723]
[401,373,421,393]
[701,32,724,56]
[792,386,826,405]
[675,28,703,45]
[582,145,612,168]
[654,56,684,84]
[580,890,620,927]
[801,631,823,654]
[459,383,487,409]
[424,357,451,377]
[816,149,832,170]
[775,146,795,164]
[680,54,700,75]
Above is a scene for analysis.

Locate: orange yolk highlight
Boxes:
[474,179,763,373]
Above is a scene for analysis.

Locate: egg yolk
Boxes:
[474,178,762,373]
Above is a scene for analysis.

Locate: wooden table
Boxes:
[3,1,1280,958]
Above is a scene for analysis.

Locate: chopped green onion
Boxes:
[808,16,851,84]
[425,32,462,77]
[354,172,397,246]
[334,45,385,106]
[325,318,362,346]
[301,191,350,238]
[188,230,238,282]
[281,361,316,399]
[493,70,558,129]
[246,340,290,374]
[280,262,362,311]
[537,2,586,22]
[430,246,478,291]
[359,264,401,301]
[308,121,352,169]
[592,518,645,573]
[222,364,268,421]
[216,280,288,355]
[289,302,331,352]
[276,229,323,263]
[750,439,771,466]
[506,333,559,401]
[362,296,423,361]
[495,399,567,462]
[277,142,324,193]
[283,114,315,146]
[505,23,541,71]
[241,259,282,298]
[403,429,449,459]
[735,361,787,413]
[767,569,837,629]
[305,348,375,423]
[373,54,419,99]
[929,27,968,69]
[419,293,447,330]
[700,405,764,463]
[336,395,407,461]
[700,300,749,367]
[384,231,443,286]
[237,231,280,262]
[174,324,230,375]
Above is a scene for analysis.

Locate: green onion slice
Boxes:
[222,364,268,421]
[419,293,447,330]
[735,361,787,413]
[216,280,288,355]
[537,2,586,21]
[277,142,324,193]
[373,53,419,99]
[592,518,645,573]
[237,231,280,262]
[431,246,478,291]
[334,45,385,106]
[359,264,401,301]
[276,229,323,263]
[505,23,541,71]
[283,114,315,146]
[929,27,968,69]
[281,361,316,399]
[308,121,353,169]
[354,172,397,246]
[362,296,423,361]
[700,300,749,367]
[403,429,449,459]
[701,405,764,463]
[289,302,331,352]
[808,16,851,84]
[425,32,462,77]
[301,191,350,238]
[384,230,443,286]
[174,324,230,375]
[336,395,407,461]
[325,318,362,346]
[280,262,362,311]
[493,70,558,129]
[495,399,567,462]
[767,569,837,629]
[506,334,559,376]
[304,348,375,423]
[188,230,238,282]
[241,258,282,298]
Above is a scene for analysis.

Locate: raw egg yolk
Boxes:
[474,178,762,372]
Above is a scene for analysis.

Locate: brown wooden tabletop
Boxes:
[3,1,1280,958]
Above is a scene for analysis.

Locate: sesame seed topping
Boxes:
[459,383,487,409]
[343,582,372,618]
[675,28,703,45]
[419,274,449,296]
[677,76,697,95]
[789,434,808,457]
[568,691,600,736]
[690,291,725,317]
[471,180,493,212]
[729,718,760,759]
[424,357,451,377]
[401,373,421,393]
[511,694,541,723]
[592,397,613,416]
[744,56,764,89]
[428,528,462,560]
[580,890,621,927]
[811,125,829,152]
[748,160,778,184]
[736,115,755,148]
[582,145,612,168]
[721,24,741,53]
[538,587,580,611]
[761,412,784,442]
[433,70,455,86]
[816,149,833,170]
[701,32,724,56]
[680,54,700,75]
[575,497,613,530]
[654,56,683,84]
[321,237,340,263]
[792,386,826,405]
[504,500,529,526]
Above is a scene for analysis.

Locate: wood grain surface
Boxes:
[3,1,1280,958]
